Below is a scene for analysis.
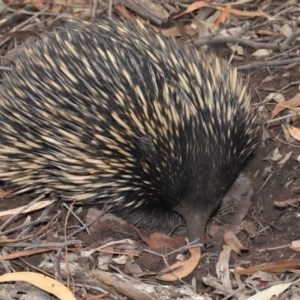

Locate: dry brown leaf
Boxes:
[31,0,46,11]
[1,44,25,66]
[271,93,300,119]
[160,25,196,38]
[256,29,281,36]
[157,247,201,281]
[288,125,300,141]
[174,1,271,21]
[51,0,64,13]
[140,231,186,250]
[113,3,136,21]
[3,31,40,40]
[261,0,272,10]
[209,224,221,237]
[126,259,143,277]
[0,248,58,260]
[274,198,300,208]
[0,189,13,198]
[224,231,248,254]
[236,259,300,275]
[233,55,244,61]
[215,4,231,25]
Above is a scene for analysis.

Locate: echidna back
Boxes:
[0,19,257,240]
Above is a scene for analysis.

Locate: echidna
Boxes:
[0,19,257,242]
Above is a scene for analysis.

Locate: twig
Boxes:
[92,0,97,18]
[223,284,247,300]
[108,0,113,19]
[266,112,300,125]
[0,6,49,47]
[62,202,91,235]
[257,243,291,253]
[256,170,275,194]
[281,30,300,49]
[277,80,300,93]
[274,198,300,208]
[202,275,234,294]
[143,240,202,258]
[67,215,102,238]
[6,240,82,248]
[193,35,280,50]
[0,217,50,237]
[250,225,270,239]
[238,57,300,70]
[0,194,45,232]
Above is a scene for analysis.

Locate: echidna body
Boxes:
[0,19,257,242]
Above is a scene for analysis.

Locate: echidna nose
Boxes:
[184,212,206,244]
[174,203,209,244]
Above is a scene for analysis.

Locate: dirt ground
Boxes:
[0,2,300,299]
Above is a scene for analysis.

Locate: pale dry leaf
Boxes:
[126,259,143,277]
[290,240,300,252]
[228,44,244,55]
[279,24,293,38]
[278,151,292,166]
[247,279,300,300]
[271,93,300,119]
[216,245,232,289]
[97,249,113,271]
[268,148,282,161]
[281,124,294,143]
[252,49,272,57]
[262,76,274,83]
[264,92,285,103]
[0,272,76,300]
[245,271,280,288]
[0,200,55,218]
[112,255,127,265]
[226,27,243,35]
[73,7,94,18]
[206,9,221,24]
[288,125,300,141]
[176,254,186,262]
